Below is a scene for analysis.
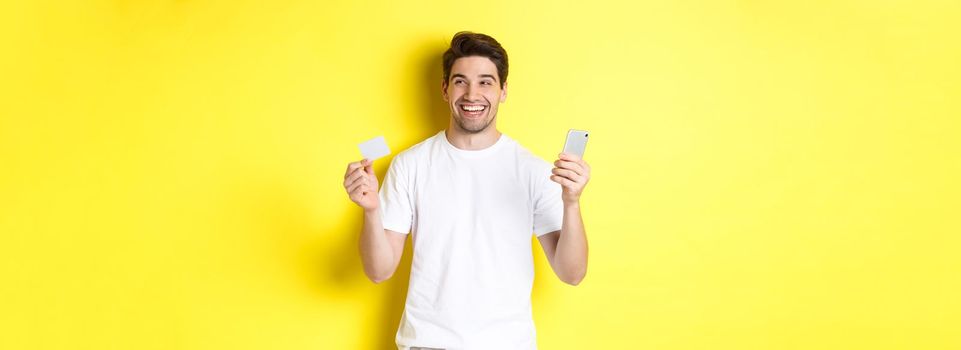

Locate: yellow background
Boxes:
[2,0,959,349]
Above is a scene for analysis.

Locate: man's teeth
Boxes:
[461,105,485,112]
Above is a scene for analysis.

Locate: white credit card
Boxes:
[358,136,391,161]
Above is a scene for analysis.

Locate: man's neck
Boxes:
[445,125,502,151]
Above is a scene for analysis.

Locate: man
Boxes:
[342,32,590,350]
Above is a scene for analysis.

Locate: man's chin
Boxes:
[456,117,492,134]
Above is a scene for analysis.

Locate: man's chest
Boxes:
[412,161,533,227]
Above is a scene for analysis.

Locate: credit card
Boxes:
[358,136,391,161]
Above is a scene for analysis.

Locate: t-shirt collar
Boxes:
[439,130,508,158]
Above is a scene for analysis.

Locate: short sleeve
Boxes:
[532,161,563,236]
[378,155,413,234]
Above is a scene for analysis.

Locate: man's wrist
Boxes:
[562,199,581,209]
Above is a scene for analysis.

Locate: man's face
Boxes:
[443,56,507,134]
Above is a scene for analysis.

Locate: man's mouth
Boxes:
[459,104,487,117]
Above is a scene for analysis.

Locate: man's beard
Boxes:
[453,112,495,134]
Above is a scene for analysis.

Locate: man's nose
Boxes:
[465,84,480,101]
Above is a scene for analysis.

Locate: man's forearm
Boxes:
[359,208,396,282]
[555,202,588,285]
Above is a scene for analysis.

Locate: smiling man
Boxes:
[342,32,591,350]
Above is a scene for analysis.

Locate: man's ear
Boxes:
[442,80,449,102]
[500,82,508,103]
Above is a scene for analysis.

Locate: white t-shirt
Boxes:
[379,130,564,350]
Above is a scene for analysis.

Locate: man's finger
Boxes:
[345,160,365,178]
[560,153,591,173]
[554,160,584,176]
[559,152,582,162]
[347,178,367,194]
[552,167,582,182]
[343,168,366,187]
[550,174,576,188]
[551,171,580,184]
[345,172,367,190]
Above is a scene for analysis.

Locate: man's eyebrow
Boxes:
[450,73,498,82]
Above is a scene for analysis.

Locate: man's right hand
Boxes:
[344,159,380,211]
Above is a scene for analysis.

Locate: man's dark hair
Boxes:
[442,31,509,88]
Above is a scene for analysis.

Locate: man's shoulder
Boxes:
[389,132,441,167]
[508,137,552,170]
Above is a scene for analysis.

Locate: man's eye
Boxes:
[454,80,465,85]
[481,81,493,85]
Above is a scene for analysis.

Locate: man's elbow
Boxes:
[560,269,587,286]
[364,268,395,284]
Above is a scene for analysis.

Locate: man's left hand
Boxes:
[550,153,591,204]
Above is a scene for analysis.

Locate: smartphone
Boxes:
[563,129,589,157]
